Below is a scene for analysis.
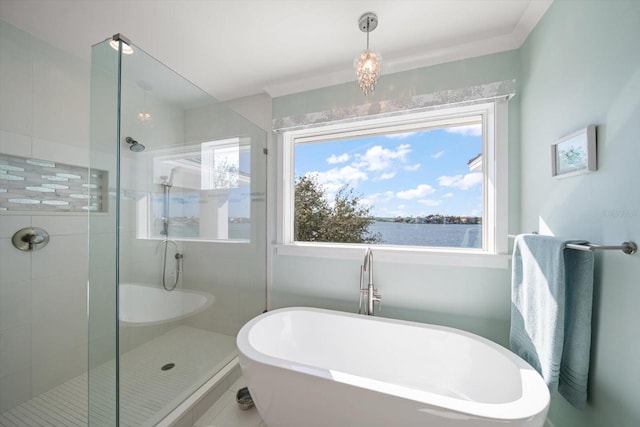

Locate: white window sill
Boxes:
[275,243,509,269]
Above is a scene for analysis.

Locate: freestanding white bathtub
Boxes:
[237,307,550,427]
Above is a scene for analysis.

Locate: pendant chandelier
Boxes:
[354,12,381,95]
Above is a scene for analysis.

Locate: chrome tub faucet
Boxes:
[359,247,381,315]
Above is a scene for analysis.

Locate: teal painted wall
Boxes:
[272,50,522,347]
[273,50,520,119]
[519,1,640,426]
[273,1,640,425]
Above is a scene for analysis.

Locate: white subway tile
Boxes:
[0,130,32,158]
[31,318,87,371]
[33,215,87,236]
[0,215,31,238]
[31,272,86,325]
[32,137,89,168]
[32,54,90,148]
[0,367,30,413]
[0,30,33,137]
[0,324,30,379]
[0,237,31,283]
[30,343,86,397]
[30,233,88,279]
[0,279,31,332]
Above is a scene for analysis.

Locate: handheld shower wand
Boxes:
[158,166,183,291]
[161,166,181,188]
[160,167,181,235]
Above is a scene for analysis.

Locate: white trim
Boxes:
[276,102,509,268]
[266,132,275,311]
[512,0,554,46]
[494,101,509,256]
[156,357,239,427]
[276,243,509,269]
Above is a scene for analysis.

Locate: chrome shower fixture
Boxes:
[161,167,181,187]
[125,136,145,152]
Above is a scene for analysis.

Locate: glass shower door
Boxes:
[89,35,267,426]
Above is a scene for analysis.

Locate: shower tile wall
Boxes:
[0,21,90,412]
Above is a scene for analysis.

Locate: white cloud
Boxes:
[438,172,483,190]
[442,192,454,198]
[360,191,394,207]
[396,184,436,200]
[326,153,350,164]
[403,163,421,171]
[431,150,445,159]
[308,165,368,193]
[354,144,411,172]
[446,124,482,136]
[418,199,442,207]
[376,172,396,181]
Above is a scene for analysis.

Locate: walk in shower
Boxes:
[88,35,267,425]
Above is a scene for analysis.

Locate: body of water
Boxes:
[162,220,481,248]
[158,221,250,240]
[368,222,482,248]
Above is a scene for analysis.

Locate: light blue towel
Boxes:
[510,234,594,409]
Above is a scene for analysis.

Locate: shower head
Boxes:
[125,136,145,152]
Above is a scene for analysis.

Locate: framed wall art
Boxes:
[551,125,596,178]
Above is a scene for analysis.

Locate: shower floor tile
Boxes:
[0,325,236,427]
[194,376,266,427]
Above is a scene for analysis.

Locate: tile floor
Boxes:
[194,377,265,427]
[0,326,236,427]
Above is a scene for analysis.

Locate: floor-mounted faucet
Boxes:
[359,247,381,315]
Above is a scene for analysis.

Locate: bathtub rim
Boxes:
[237,306,550,422]
[119,282,214,326]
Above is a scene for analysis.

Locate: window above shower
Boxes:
[277,102,510,268]
[135,137,251,242]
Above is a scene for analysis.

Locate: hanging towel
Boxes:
[510,234,594,409]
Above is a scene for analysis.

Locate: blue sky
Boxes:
[295,124,483,218]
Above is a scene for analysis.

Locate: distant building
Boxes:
[468,153,482,172]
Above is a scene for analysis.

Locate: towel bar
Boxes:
[565,241,637,255]
[508,235,637,255]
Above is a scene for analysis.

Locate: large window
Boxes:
[278,102,508,266]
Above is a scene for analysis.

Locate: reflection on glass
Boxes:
[143,138,251,241]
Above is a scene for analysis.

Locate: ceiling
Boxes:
[0,0,552,101]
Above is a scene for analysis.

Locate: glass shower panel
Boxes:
[89,35,267,426]
[88,37,120,426]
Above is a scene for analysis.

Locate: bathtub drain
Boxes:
[161,363,175,371]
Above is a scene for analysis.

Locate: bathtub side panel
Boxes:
[239,346,547,427]
[237,309,548,427]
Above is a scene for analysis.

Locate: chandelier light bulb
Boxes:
[355,50,382,95]
[137,82,154,127]
[354,12,381,95]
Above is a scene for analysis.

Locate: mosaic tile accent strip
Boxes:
[273,79,516,131]
[0,153,107,212]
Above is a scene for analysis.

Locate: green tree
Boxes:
[294,175,331,241]
[294,175,382,244]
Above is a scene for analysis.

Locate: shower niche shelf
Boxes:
[0,153,107,213]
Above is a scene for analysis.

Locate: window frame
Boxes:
[276,101,509,268]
